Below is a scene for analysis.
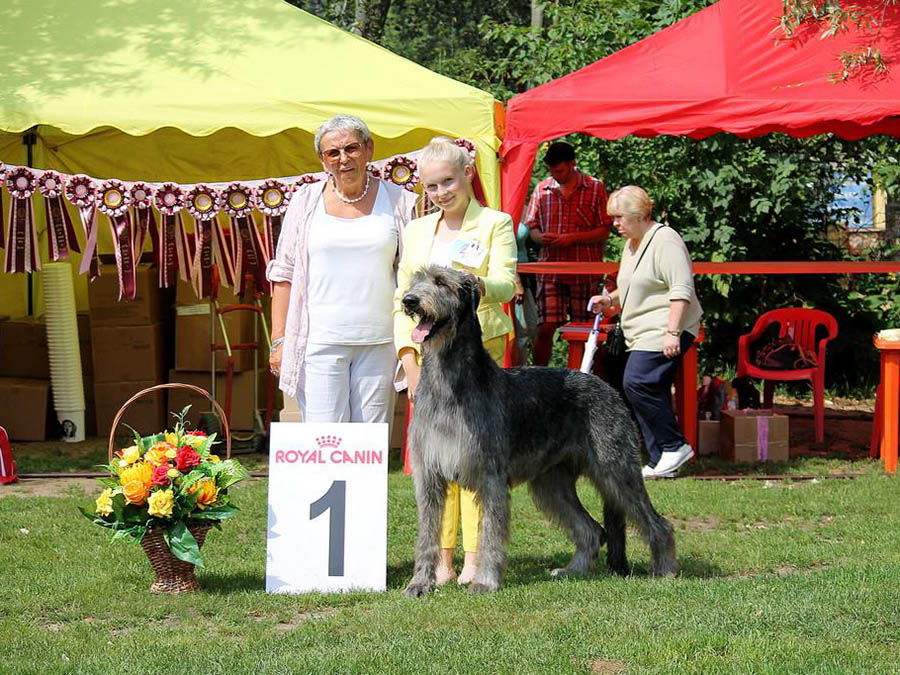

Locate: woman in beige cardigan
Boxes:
[394,137,516,585]
[591,186,703,479]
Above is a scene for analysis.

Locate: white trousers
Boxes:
[296,342,397,423]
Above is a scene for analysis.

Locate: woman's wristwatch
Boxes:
[270,337,285,353]
[666,329,682,337]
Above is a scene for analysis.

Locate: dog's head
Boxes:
[402,266,481,351]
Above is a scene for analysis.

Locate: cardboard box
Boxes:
[92,323,166,383]
[0,377,51,440]
[0,318,49,379]
[77,312,93,377]
[175,303,258,372]
[720,409,789,463]
[698,420,720,456]
[167,369,266,431]
[95,380,165,436]
[88,264,168,326]
[176,275,256,306]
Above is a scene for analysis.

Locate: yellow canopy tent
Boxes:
[0,0,501,317]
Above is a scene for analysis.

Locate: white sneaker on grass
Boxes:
[641,464,675,479]
[653,443,695,475]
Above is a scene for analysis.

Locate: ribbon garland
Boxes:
[38,171,81,263]
[4,167,41,273]
[185,185,221,299]
[96,179,137,301]
[65,175,101,280]
[153,183,186,289]
[223,182,265,295]
[0,140,476,301]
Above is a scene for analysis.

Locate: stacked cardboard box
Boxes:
[90,264,169,435]
[0,318,52,440]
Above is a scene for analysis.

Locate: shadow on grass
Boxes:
[199,571,266,594]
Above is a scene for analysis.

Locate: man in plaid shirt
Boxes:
[526,141,612,366]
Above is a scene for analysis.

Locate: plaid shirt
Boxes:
[525,171,612,283]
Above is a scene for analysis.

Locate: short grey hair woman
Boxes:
[267,114,419,423]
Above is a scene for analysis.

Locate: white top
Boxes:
[427,235,456,268]
[617,223,703,351]
[306,183,398,345]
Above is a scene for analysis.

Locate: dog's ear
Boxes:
[467,275,481,312]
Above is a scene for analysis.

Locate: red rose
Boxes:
[175,446,202,472]
[151,464,172,486]
[185,430,207,437]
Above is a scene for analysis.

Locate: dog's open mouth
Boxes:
[411,318,434,344]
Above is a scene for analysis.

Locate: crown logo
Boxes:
[315,435,342,449]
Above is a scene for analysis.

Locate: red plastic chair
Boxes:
[737,308,838,443]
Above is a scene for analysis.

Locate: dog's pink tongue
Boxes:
[411,319,434,344]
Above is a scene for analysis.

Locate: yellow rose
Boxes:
[147,489,175,518]
[95,488,114,516]
[167,468,180,479]
[122,479,150,505]
[144,442,175,467]
[120,445,141,465]
[165,449,177,459]
[182,434,207,449]
[119,461,153,489]
[207,454,220,463]
[165,432,178,446]
[188,478,219,510]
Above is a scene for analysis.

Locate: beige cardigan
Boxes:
[617,223,703,351]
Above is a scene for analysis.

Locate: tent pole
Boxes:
[22,126,37,317]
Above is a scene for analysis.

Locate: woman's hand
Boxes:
[662,333,681,359]
[269,343,283,377]
[589,294,612,313]
[400,349,421,400]
[514,274,526,304]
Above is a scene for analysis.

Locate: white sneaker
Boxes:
[653,443,695,475]
[642,464,676,479]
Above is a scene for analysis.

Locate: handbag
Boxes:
[604,225,663,359]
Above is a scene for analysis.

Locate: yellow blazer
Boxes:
[393,199,517,357]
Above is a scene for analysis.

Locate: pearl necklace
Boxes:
[330,173,371,204]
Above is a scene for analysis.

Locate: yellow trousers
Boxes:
[439,335,507,552]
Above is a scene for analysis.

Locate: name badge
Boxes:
[451,239,488,269]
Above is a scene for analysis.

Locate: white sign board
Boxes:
[265,422,389,594]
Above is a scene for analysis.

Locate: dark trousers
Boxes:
[622,332,695,467]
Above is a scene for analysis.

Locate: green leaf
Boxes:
[95,477,117,489]
[112,493,126,523]
[189,505,240,521]
[215,459,249,490]
[122,504,146,524]
[165,522,204,568]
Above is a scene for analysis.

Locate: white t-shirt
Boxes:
[428,236,457,268]
[306,184,398,345]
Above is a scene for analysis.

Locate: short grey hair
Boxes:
[314,114,372,155]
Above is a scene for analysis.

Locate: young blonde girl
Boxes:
[393,137,517,585]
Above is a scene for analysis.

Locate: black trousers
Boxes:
[622,332,695,467]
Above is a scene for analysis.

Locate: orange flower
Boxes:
[118,461,152,488]
[188,478,219,510]
[144,442,175,467]
[122,479,150,505]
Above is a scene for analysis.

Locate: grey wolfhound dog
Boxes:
[401,266,677,596]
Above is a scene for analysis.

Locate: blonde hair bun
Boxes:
[419,136,473,171]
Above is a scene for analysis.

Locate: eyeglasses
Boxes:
[321,142,364,162]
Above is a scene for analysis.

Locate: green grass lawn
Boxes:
[2,460,899,674]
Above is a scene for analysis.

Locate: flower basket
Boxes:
[81,383,248,594]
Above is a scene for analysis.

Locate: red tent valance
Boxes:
[501,0,900,219]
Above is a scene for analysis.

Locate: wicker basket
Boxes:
[108,383,231,594]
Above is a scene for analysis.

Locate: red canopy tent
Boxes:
[500,0,900,220]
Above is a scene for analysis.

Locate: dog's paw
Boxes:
[468,579,501,594]
[402,580,435,597]
[550,567,588,579]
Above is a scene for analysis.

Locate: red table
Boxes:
[871,336,900,473]
[558,323,703,450]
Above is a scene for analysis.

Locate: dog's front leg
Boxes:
[469,481,509,594]
[403,468,447,597]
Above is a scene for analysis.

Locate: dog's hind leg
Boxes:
[602,501,628,576]
[404,468,448,597]
[528,465,606,578]
[468,479,510,594]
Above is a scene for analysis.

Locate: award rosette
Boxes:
[153,183,186,288]
[453,138,488,206]
[38,171,81,263]
[65,174,100,279]
[254,179,294,262]
[96,179,137,301]
[366,162,383,179]
[223,182,266,295]
[130,181,156,269]
[383,156,419,191]
[185,184,222,299]
[4,167,41,273]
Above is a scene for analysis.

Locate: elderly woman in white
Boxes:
[267,114,418,422]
